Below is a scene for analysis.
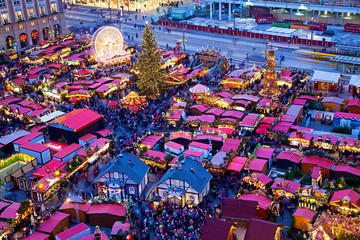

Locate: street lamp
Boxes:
[107,0,112,22]
[182,28,187,51]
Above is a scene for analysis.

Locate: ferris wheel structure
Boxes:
[91,26,124,59]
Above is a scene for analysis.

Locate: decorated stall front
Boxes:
[271,179,301,198]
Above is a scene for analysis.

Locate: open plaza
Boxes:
[0,0,359,239]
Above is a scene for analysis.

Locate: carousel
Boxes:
[121,91,147,112]
[73,66,93,79]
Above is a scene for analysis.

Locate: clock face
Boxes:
[92,26,124,59]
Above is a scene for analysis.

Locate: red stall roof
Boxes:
[165,141,183,150]
[301,156,335,170]
[293,208,316,220]
[244,219,279,240]
[184,149,204,158]
[205,108,225,116]
[271,179,301,194]
[276,151,303,164]
[79,133,97,142]
[20,142,49,153]
[48,109,103,132]
[111,221,131,236]
[227,157,247,172]
[96,128,113,137]
[33,159,66,178]
[221,110,244,120]
[248,158,268,172]
[333,164,360,177]
[330,189,360,207]
[56,223,89,240]
[52,143,83,159]
[189,141,211,150]
[239,193,272,210]
[13,131,43,145]
[255,147,275,160]
[222,198,258,220]
[0,202,20,219]
[240,114,259,127]
[200,217,232,240]
[189,104,209,113]
[86,204,126,217]
[0,202,10,212]
[77,231,110,240]
[23,232,50,240]
[43,141,68,152]
[140,135,163,149]
[37,212,70,234]
[0,97,22,105]
[59,200,91,212]
[313,135,338,145]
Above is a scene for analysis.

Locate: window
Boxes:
[28,7,34,18]
[174,180,180,187]
[162,191,167,197]
[1,12,9,24]
[5,27,9,32]
[25,0,31,2]
[0,0,6,8]
[42,19,46,23]
[19,24,23,29]
[39,5,46,16]
[129,187,135,195]
[50,3,57,13]
[13,0,20,5]
[53,16,57,20]
[30,21,34,26]
[114,172,119,179]
[15,10,22,21]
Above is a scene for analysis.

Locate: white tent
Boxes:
[39,111,65,123]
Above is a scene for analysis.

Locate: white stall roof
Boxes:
[349,75,360,88]
[311,71,341,84]
[40,111,65,123]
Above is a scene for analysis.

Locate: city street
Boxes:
[64,4,352,79]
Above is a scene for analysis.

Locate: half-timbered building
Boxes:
[156,159,212,206]
[95,153,149,200]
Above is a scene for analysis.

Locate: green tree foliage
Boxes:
[136,25,167,97]
[17,200,30,215]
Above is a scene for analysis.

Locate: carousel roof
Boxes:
[74,68,93,76]
[189,84,210,94]
[121,91,146,107]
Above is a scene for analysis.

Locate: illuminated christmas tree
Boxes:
[137,25,167,97]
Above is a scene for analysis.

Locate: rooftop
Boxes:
[48,109,103,132]
[222,198,258,220]
[37,212,70,234]
[86,203,126,217]
[244,219,279,240]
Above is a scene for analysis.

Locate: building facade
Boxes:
[208,0,360,25]
[0,0,65,50]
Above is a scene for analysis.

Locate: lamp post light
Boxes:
[107,0,112,22]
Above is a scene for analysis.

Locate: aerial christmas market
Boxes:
[0,20,359,240]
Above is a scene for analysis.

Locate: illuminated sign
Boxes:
[32,31,39,38]
[20,35,27,42]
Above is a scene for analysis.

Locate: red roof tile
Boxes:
[20,142,49,152]
[52,143,83,159]
[48,109,103,132]
[293,208,316,220]
[55,223,89,240]
[143,149,167,161]
[37,212,70,234]
[86,204,126,217]
[301,156,335,169]
[140,135,163,149]
[200,217,232,240]
[276,151,303,164]
[330,189,360,208]
[289,131,313,141]
[205,108,225,116]
[292,99,307,105]
[244,219,279,240]
[271,179,301,194]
